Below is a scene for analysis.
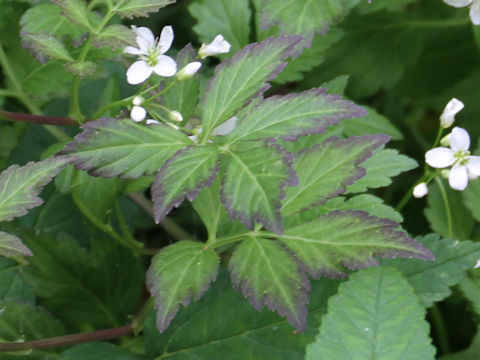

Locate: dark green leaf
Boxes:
[463,179,480,222]
[147,241,219,332]
[21,61,72,98]
[343,105,403,140]
[0,231,32,258]
[439,327,480,360]
[0,257,34,302]
[59,342,144,360]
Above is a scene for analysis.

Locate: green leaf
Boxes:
[282,135,389,217]
[261,0,361,38]
[280,211,433,278]
[346,148,418,193]
[459,274,480,318]
[0,157,68,222]
[62,118,192,179]
[64,61,97,77]
[425,180,475,241]
[225,88,366,145]
[145,270,341,360]
[0,231,32,258]
[201,36,302,140]
[146,241,219,332]
[305,267,435,360]
[221,145,297,234]
[21,61,72,98]
[22,234,144,330]
[463,179,480,223]
[188,0,251,54]
[59,342,144,360]
[229,236,309,332]
[52,0,92,30]
[21,32,74,63]
[0,256,34,302]
[112,0,176,18]
[439,327,480,360]
[343,105,403,140]
[152,145,219,223]
[92,24,135,49]
[382,234,480,307]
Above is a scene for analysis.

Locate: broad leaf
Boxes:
[383,234,480,307]
[145,270,341,360]
[52,0,91,29]
[0,231,32,258]
[22,234,144,330]
[59,342,144,360]
[343,105,403,140]
[280,210,433,278]
[463,179,480,223]
[147,241,219,332]
[221,145,297,234]
[346,148,418,193]
[92,24,135,49]
[229,236,310,332]
[305,267,435,360]
[152,145,219,223]
[62,118,192,179]
[188,0,251,54]
[22,61,72,98]
[282,135,389,217]
[21,32,74,63]
[112,0,176,18]
[201,36,302,139]
[225,88,366,145]
[0,157,68,222]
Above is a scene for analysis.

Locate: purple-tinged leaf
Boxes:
[146,241,219,333]
[92,24,136,49]
[112,0,176,18]
[52,0,91,29]
[0,157,69,222]
[221,145,297,234]
[21,32,74,63]
[280,210,434,278]
[152,145,220,223]
[282,135,389,217]
[225,88,366,145]
[0,231,32,258]
[229,236,310,332]
[201,36,303,140]
[62,118,192,179]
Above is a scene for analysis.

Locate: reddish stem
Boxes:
[0,110,78,126]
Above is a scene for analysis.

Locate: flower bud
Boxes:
[413,182,428,198]
[169,110,183,122]
[440,98,464,129]
[176,62,202,81]
[440,134,451,147]
[441,169,450,179]
[132,96,144,106]
[199,35,231,59]
[130,105,147,122]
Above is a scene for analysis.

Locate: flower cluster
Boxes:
[444,0,480,25]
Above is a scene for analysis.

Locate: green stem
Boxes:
[430,304,450,355]
[131,297,154,335]
[209,232,253,248]
[435,177,453,238]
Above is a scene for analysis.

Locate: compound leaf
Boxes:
[306,267,435,360]
[147,241,219,333]
[62,118,192,179]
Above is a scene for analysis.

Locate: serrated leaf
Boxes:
[0,157,68,222]
[152,145,219,223]
[383,234,480,307]
[22,32,74,63]
[59,342,144,360]
[62,118,192,179]
[64,60,96,77]
[22,234,144,330]
[229,236,310,332]
[262,0,361,39]
[305,267,435,360]
[112,0,176,18]
[462,179,480,222]
[221,145,297,234]
[343,105,403,140]
[201,36,302,139]
[0,231,32,258]
[346,148,418,193]
[145,269,341,360]
[188,0,250,54]
[282,135,389,217]
[225,88,366,145]
[280,210,433,278]
[52,0,91,29]
[425,180,475,241]
[92,24,135,49]
[146,241,219,332]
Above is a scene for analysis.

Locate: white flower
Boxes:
[198,35,231,59]
[440,98,464,128]
[444,0,480,25]
[124,26,177,85]
[475,259,480,269]
[176,62,202,81]
[413,182,428,198]
[169,110,183,122]
[130,105,147,122]
[425,127,480,190]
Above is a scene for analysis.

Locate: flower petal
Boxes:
[124,46,144,55]
[440,98,464,128]
[444,0,473,7]
[198,34,231,59]
[132,26,155,52]
[467,155,480,176]
[449,164,469,190]
[450,127,470,151]
[470,1,480,25]
[152,55,177,77]
[157,25,174,54]
[425,147,455,168]
[126,60,153,85]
